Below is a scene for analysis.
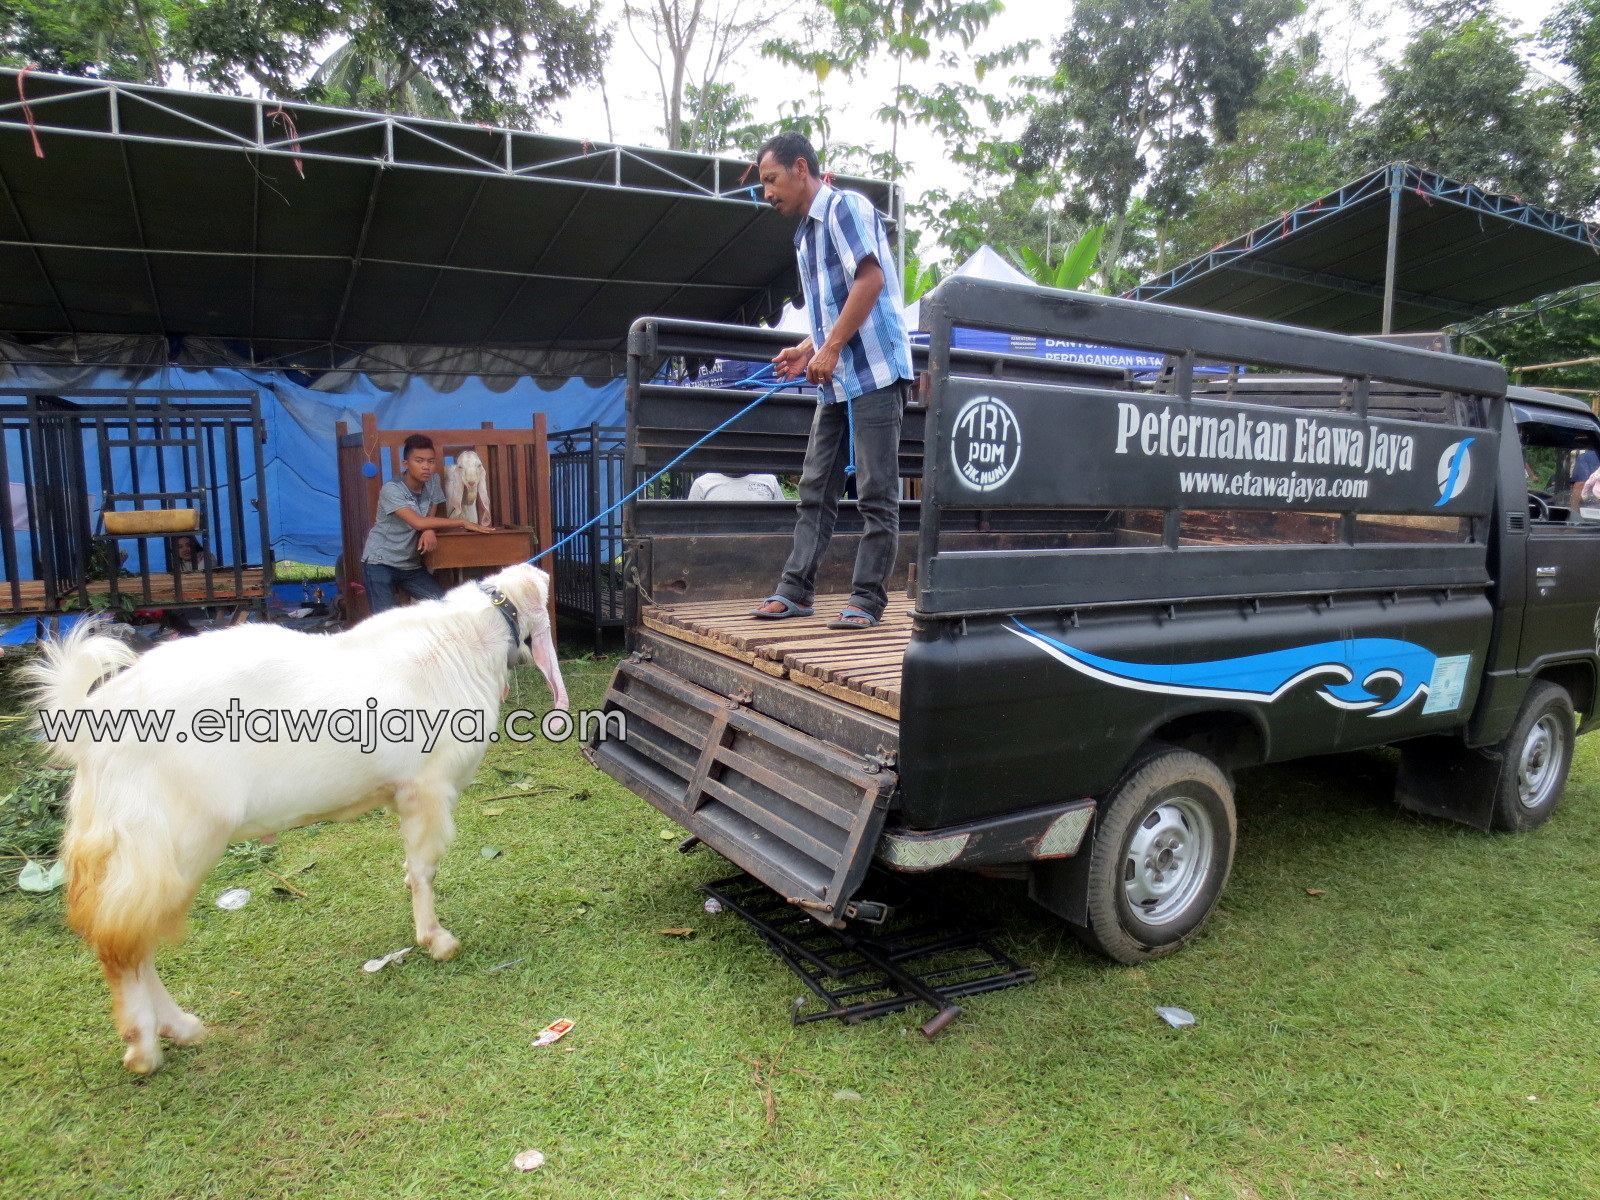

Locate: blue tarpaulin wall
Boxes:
[2,363,624,572]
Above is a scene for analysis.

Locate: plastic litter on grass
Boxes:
[531,1018,575,1047]
[16,860,64,893]
[361,946,414,973]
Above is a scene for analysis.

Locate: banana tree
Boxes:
[1014,224,1105,291]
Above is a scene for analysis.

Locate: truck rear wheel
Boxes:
[1071,748,1236,964]
[1488,680,1574,833]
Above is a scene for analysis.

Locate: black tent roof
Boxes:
[0,69,897,361]
[1128,164,1600,334]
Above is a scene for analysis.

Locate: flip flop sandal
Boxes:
[749,594,814,619]
[826,605,880,630]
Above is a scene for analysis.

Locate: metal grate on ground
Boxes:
[701,870,1035,1038]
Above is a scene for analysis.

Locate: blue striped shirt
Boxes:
[794,184,913,405]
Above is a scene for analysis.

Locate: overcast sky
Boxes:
[542,0,1571,242]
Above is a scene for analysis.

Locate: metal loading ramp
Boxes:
[585,657,897,924]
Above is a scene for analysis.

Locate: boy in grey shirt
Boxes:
[360,434,493,614]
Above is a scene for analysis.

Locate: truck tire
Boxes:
[1070,748,1236,964]
[1488,680,1574,833]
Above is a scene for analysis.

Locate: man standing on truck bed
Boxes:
[747,132,913,631]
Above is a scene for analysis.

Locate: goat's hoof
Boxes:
[162,1013,207,1045]
[123,1043,164,1075]
[427,931,461,962]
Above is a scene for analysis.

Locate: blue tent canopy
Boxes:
[1,360,623,572]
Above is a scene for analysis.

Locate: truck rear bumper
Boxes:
[586,657,897,927]
[876,798,1096,872]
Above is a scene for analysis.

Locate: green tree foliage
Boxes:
[901,229,944,302]
[1165,34,1356,265]
[625,0,776,152]
[309,40,457,119]
[1460,287,1600,399]
[1015,225,1105,290]
[1345,10,1596,213]
[1,0,608,128]
[676,80,768,155]
[0,0,177,81]
[169,0,338,96]
[928,171,1070,264]
[762,0,1021,183]
[1018,0,1303,287]
[1545,0,1600,127]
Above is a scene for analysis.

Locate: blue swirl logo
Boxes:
[1434,438,1474,506]
[1010,621,1440,717]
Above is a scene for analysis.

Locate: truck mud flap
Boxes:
[586,659,897,926]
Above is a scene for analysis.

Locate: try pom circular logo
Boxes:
[951,396,1021,492]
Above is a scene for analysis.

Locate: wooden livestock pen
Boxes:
[335,412,555,624]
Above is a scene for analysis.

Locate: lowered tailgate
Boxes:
[585,658,897,926]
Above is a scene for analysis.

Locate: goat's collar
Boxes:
[477,582,522,667]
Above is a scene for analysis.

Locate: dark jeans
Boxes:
[775,382,905,619]
[362,560,445,614]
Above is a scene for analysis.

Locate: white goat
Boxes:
[23,562,567,1074]
[444,450,491,527]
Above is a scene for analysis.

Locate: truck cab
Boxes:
[586,278,1600,963]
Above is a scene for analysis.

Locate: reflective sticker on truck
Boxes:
[1421,655,1472,714]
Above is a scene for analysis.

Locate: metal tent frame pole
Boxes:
[1382,164,1403,334]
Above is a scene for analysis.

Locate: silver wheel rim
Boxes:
[1121,794,1215,926]
[1517,713,1566,810]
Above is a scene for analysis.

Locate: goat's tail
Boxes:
[61,767,194,970]
[23,620,190,967]
[18,618,138,768]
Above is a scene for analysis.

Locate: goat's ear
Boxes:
[528,565,550,609]
[520,566,550,625]
[498,563,546,624]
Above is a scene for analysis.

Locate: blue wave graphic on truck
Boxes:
[1009,621,1438,716]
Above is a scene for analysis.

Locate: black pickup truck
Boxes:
[586,278,1600,963]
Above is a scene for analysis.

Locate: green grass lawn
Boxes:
[273,561,338,583]
[3,651,1599,1199]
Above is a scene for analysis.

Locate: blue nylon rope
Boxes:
[527,365,785,565]
[843,396,856,477]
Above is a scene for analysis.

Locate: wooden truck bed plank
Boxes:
[642,594,909,719]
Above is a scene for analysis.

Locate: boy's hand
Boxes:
[464,522,495,534]
[418,529,437,553]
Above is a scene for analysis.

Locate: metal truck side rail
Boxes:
[619,315,1127,617]
[914,278,1508,616]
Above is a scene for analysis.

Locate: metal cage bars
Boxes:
[0,388,271,616]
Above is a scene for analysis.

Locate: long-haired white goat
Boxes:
[444,449,491,526]
[23,562,567,1074]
